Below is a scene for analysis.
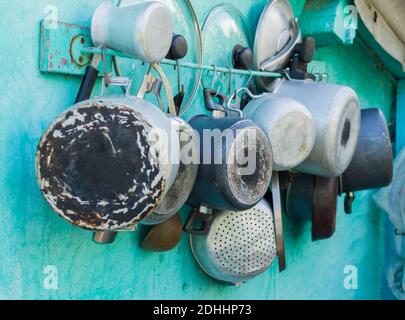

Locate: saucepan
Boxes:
[273,80,361,178]
[36,92,187,232]
[91,1,173,63]
[186,111,273,211]
[142,116,199,225]
[243,94,316,171]
[340,108,393,193]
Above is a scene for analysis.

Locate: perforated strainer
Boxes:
[189,199,277,285]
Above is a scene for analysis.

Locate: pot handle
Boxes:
[75,66,99,103]
[203,88,227,113]
[75,54,102,103]
[184,208,214,235]
[271,172,286,272]
[152,63,177,116]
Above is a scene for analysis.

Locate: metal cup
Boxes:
[91,1,173,63]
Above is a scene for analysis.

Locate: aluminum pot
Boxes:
[254,0,301,92]
[186,115,273,211]
[188,199,277,285]
[286,173,338,241]
[340,108,393,193]
[273,80,361,177]
[243,95,316,171]
[142,117,199,225]
[36,95,182,231]
[91,1,173,63]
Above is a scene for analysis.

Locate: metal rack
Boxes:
[81,47,285,79]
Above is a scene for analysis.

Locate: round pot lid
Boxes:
[202,4,252,95]
[117,0,202,117]
[254,0,301,91]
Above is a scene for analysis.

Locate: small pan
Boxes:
[286,173,338,241]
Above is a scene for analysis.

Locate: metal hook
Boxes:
[227,66,233,94]
[215,85,221,97]
[210,65,219,89]
[225,87,267,118]
[226,91,243,118]
[281,68,292,81]
[176,60,182,93]
[246,69,254,87]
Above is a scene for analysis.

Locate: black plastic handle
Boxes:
[232,44,253,70]
[299,37,316,64]
[344,193,356,214]
[203,88,227,113]
[75,65,99,103]
[166,34,188,61]
[184,210,214,235]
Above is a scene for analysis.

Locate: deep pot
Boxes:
[341,108,393,193]
[243,94,316,171]
[273,79,361,177]
[91,1,173,63]
[36,95,184,231]
[186,115,273,211]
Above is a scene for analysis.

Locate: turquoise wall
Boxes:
[0,0,397,299]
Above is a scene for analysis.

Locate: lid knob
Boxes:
[232,45,253,70]
[166,34,188,60]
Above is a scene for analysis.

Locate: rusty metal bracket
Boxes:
[39,20,110,76]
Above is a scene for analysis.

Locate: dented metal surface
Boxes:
[143,117,199,225]
[0,0,395,300]
[36,96,178,231]
[187,116,273,211]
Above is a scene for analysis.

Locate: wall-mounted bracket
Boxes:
[39,20,110,76]
[299,0,357,47]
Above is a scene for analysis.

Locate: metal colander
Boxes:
[189,200,277,285]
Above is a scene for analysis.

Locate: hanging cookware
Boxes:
[202,3,253,94]
[36,91,185,232]
[187,199,277,285]
[117,0,203,117]
[186,115,273,211]
[141,214,184,252]
[286,173,339,241]
[341,108,393,193]
[273,80,361,177]
[243,94,316,171]
[142,116,198,225]
[254,0,301,91]
[91,1,173,63]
